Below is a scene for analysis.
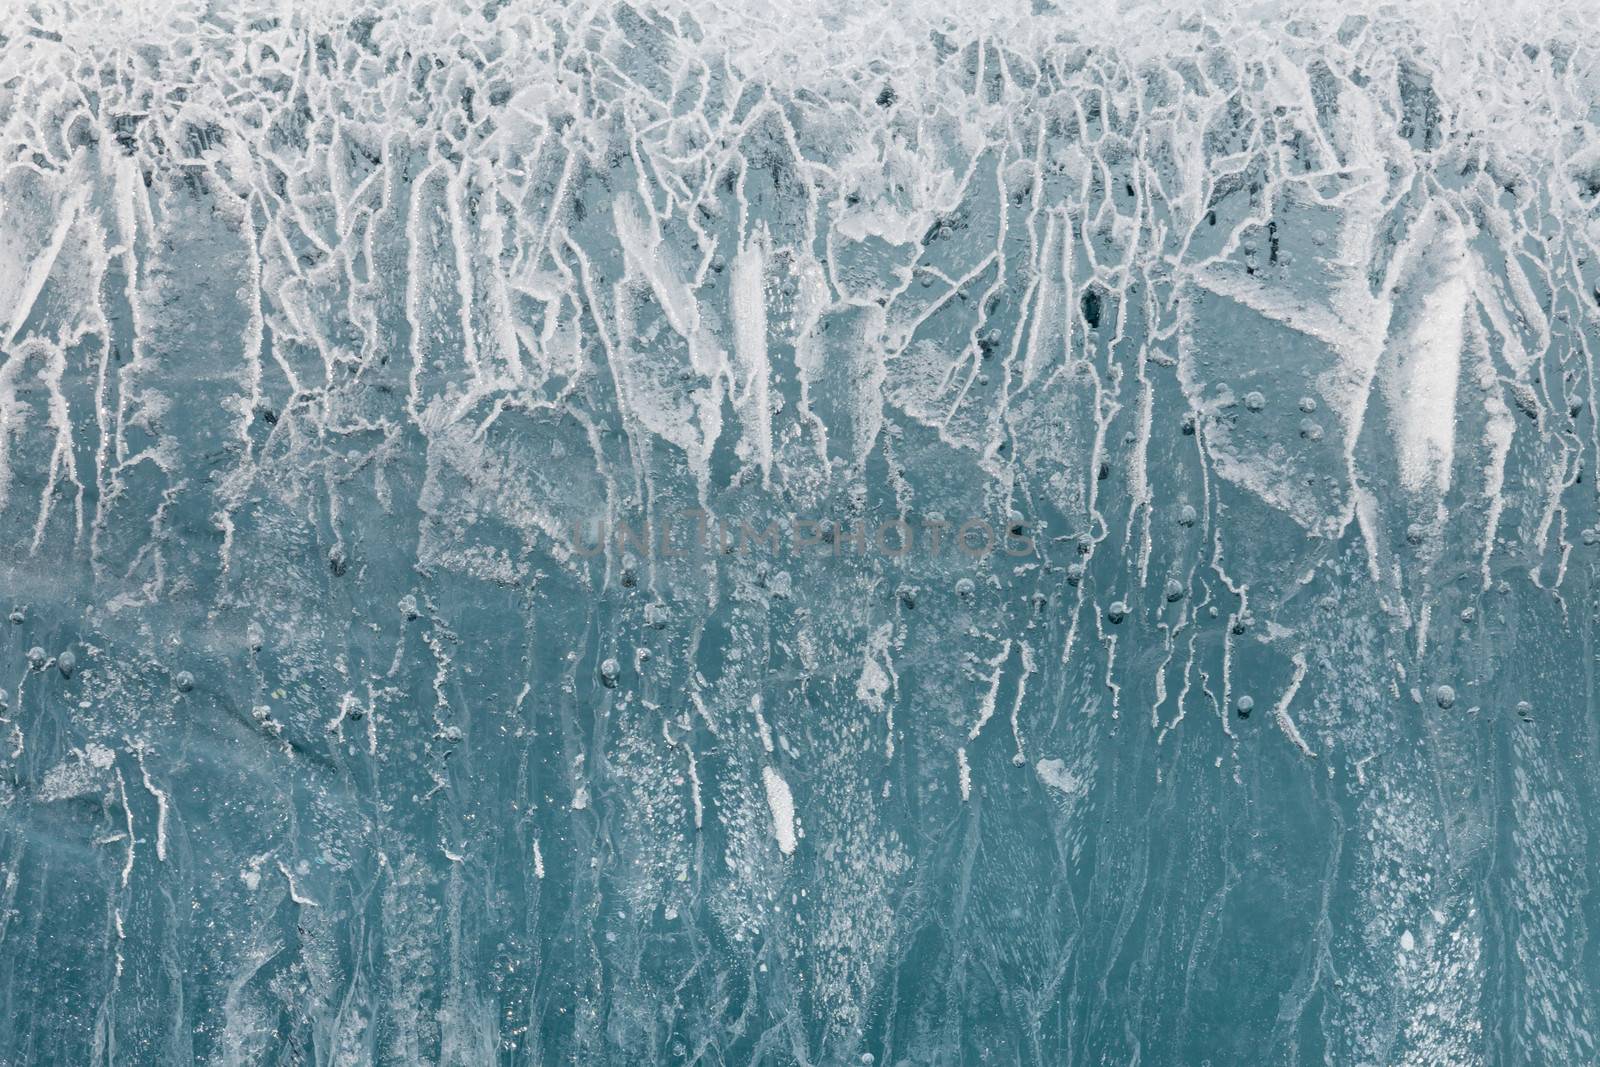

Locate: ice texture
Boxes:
[1,0,1599,1063]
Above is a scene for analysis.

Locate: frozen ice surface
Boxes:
[1,0,1599,1062]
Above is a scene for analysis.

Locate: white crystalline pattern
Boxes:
[0,0,1599,1064]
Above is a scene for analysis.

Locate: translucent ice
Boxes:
[1,0,1598,1063]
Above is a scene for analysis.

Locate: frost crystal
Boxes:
[1,0,1598,1062]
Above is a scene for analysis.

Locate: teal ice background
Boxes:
[1,0,1600,1063]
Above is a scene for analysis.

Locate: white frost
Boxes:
[761,766,797,856]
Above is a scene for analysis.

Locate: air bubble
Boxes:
[1298,396,1317,413]
[1177,504,1197,527]
[1066,563,1084,586]
[1435,684,1456,709]
[955,577,976,600]
[1299,418,1323,441]
[600,657,621,687]
[1235,695,1254,718]
[1164,579,1184,602]
[1405,523,1424,546]
[175,670,195,692]
[26,647,46,671]
[1244,391,1265,411]
[1107,601,1127,623]
[57,650,76,678]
